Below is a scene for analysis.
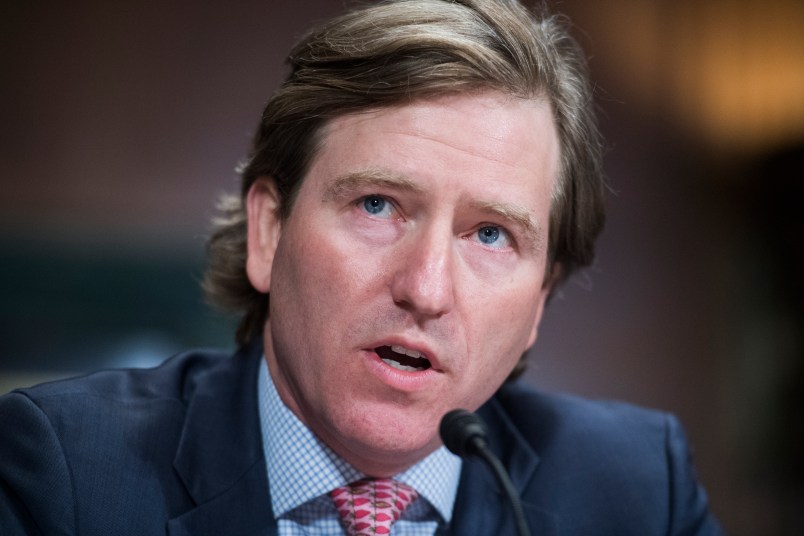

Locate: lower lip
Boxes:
[363,350,441,392]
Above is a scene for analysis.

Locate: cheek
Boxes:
[463,281,543,369]
[349,210,406,246]
[457,240,519,280]
[460,349,521,412]
[273,222,386,321]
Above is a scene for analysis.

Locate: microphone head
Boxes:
[439,409,489,458]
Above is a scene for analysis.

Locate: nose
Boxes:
[390,226,456,318]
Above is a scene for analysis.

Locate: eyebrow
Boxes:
[322,169,424,202]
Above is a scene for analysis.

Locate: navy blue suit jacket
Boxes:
[0,341,722,535]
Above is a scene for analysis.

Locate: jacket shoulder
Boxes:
[0,348,237,535]
[13,348,231,404]
[485,382,722,535]
[493,382,671,452]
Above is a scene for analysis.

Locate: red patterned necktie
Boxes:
[330,478,419,535]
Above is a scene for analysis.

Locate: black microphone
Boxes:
[440,409,531,536]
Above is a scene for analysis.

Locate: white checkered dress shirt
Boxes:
[258,359,462,535]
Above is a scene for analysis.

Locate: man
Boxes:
[0,0,722,534]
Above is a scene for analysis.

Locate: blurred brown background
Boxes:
[1,1,802,534]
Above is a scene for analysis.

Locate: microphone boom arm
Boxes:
[470,436,531,536]
[440,409,532,536]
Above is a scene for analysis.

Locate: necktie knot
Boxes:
[331,478,419,535]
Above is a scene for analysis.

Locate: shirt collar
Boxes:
[257,358,462,522]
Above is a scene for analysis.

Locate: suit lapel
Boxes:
[449,397,558,536]
[168,339,278,536]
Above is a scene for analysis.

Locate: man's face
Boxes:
[247,91,558,476]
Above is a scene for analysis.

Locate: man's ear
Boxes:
[246,177,282,293]
[526,262,562,348]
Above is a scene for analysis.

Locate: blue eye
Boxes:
[478,226,499,243]
[363,196,385,214]
[476,226,510,248]
[362,195,394,218]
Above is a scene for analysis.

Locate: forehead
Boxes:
[310,92,559,197]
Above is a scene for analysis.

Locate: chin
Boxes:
[331,410,441,473]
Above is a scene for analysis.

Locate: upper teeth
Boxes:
[391,345,424,359]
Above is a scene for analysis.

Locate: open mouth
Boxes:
[376,345,432,372]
